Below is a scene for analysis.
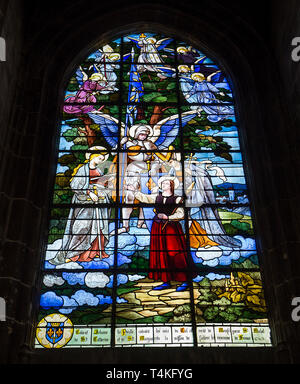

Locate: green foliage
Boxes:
[70,144,89,152]
[231,219,251,232]
[152,95,168,103]
[70,308,110,325]
[58,154,76,166]
[66,78,78,92]
[166,82,176,91]
[63,127,79,142]
[180,115,233,161]
[142,92,169,103]
[203,306,219,321]
[130,255,149,269]
[223,223,239,236]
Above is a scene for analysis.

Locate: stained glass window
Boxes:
[35,33,272,349]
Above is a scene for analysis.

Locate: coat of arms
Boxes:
[36,314,74,348]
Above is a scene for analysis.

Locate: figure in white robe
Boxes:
[93,44,120,94]
[126,34,173,78]
[185,160,242,248]
[49,148,115,265]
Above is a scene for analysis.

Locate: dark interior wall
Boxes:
[0,0,300,363]
[267,0,300,362]
[0,0,27,363]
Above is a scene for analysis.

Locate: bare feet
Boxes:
[137,222,147,229]
[109,227,129,236]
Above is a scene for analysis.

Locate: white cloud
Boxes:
[43,274,65,287]
[128,274,146,282]
[56,262,83,270]
[196,246,223,261]
[85,272,110,288]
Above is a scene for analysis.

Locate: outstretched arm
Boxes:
[125,186,157,204]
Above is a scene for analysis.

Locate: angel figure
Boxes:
[179,70,234,122]
[185,159,242,249]
[91,44,120,94]
[126,33,174,79]
[64,66,113,115]
[49,147,116,266]
[87,108,201,234]
[93,44,121,64]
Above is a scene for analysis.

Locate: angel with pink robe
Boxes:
[64,67,109,115]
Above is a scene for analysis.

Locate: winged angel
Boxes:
[126,34,174,79]
[87,108,201,234]
[64,53,118,115]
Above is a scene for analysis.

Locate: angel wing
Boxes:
[87,111,125,149]
[151,110,200,149]
[123,52,133,62]
[75,66,88,86]
[180,74,195,85]
[126,36,142,48]
[94,50,105,63]
[207,70,222,83]
[155,38,174,52]
[155,66,176,78]
[194,56,207,65]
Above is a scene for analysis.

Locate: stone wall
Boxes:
[0,0,30,364]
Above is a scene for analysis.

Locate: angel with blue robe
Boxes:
[87,107,202,234]
[180,70,234,123]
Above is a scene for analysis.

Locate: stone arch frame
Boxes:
[2,1,295,363]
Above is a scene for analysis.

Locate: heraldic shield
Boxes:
[46,322,65,344]
[36,314,74,348]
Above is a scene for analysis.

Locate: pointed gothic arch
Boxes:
[33,29,272,351]
[4,2,296,364]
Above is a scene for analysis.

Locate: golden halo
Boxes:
[146,37,156,44]
[177,46,188,53]
[191,72,206,82]
[108,53,120,61]
[90,73,104,81]
[178,65,190,73]
[86,146,109,162]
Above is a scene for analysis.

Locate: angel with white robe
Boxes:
[49,147,116,266]
[185,159,242,249]
[92,44,120,95]
[126,34,174,79]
